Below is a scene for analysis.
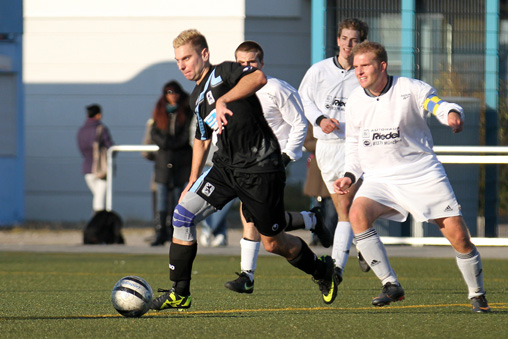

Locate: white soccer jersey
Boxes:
[344,76,464,182]
[298,57,359,140]
[257,76,308,161]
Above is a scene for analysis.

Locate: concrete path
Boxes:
[1,227,508,259]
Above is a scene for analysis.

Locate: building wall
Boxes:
[23,0,311,222]
[244,0,311,88]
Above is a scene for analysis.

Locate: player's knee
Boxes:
[449,231,473,251]
[262,238,282,255]
[348,206,369,232]
[172,204,198,242]
[173,204,195,228]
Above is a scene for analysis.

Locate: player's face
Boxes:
[175,43,209,83]
[235,51,264,69]
[354,51,387,95]
[337,28,361,60]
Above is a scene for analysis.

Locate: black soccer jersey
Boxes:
[190,62,282,173]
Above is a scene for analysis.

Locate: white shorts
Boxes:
[315,139,346,194]
[355,172,462,223]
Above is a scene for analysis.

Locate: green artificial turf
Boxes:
[0,252,506,338]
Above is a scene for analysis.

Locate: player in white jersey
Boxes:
[334,41,490,313]
[224,41,333,294]
[299,18,371,287]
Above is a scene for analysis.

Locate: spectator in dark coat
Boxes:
[150,81,193,246]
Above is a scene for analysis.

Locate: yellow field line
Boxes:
[3,303,506,320]
[144,303,508,316]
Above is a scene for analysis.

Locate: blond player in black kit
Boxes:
[150,29,339,310]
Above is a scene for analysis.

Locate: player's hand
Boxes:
[333,177,352,195]
[215,98,234,134]
[179,181,194,203]
[319,118,341,134]
[448,111,463,133]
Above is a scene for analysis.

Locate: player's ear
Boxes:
[201,47,210,62]
[380,61,387,73]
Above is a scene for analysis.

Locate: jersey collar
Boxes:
[364,75,393,97]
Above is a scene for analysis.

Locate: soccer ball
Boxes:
[111,276,153,317]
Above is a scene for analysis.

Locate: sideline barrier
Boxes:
[396,146,508,246]
[105,145,508,246]
[106,145,159,212]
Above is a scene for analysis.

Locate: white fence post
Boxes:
[105,145,159,212]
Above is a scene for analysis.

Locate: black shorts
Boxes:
[194,165,286,236]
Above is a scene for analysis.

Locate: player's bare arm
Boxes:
[180,138,211,202]
[333,177,352,195]
[448,110,463,133]
[215,69,267,133]
[319,118,341,134]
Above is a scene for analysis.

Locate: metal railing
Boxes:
[106,145,159,212]
[434,146,508,164]
[105,145,508,246]
[382,146,508,246]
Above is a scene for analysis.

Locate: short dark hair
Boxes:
[338,18,369,42]
[235,40,264,63]
[352,41,388,64]
[86,104,101,118]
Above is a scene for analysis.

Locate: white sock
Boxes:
[240,238,260,282]
[455,246,485,299]
[332,221,354,270]
[355,228,398,286]
[300,211,313,230]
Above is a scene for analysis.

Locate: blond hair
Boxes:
[173,29,208,52]
[352,41,387,64]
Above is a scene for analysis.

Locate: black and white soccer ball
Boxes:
[111,276,153,317]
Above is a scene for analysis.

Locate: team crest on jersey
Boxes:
[362,129,372,146]
[201,182,215,197]
[206,90,215,105]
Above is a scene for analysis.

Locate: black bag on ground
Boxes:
[83,210,125,244]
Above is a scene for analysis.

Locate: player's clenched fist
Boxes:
[448,111,463,134]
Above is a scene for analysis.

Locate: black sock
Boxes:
[287,238,323,277]
[173,280,190,296]
[169,242,197,296]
